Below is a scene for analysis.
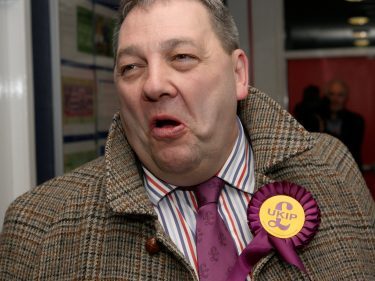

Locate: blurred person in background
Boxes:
[323,79,365,168]
[294,85,325,132]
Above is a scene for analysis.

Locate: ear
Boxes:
[232,49,249,101]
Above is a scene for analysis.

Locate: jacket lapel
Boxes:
[239,87,314,279]
[104,114,156,217]
[239,87,313,177]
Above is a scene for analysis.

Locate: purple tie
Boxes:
[194,177,238,281]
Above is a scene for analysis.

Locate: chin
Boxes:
[154,149,201,175]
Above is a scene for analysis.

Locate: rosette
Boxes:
[227,181,320,281]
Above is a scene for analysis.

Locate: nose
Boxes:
[142,62,177,102]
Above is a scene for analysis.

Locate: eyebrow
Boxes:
[116,46,140,61]
[159,38,199,51]
[116,38,200,61]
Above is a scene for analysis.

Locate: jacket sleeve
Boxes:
[313,133,375,277]
[0,185,58,281]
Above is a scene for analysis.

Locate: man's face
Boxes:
[114,0,248,185]
[327,82,348,113]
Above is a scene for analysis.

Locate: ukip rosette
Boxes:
[226,181,320,281]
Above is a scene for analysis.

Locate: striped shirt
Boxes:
[143,118,255,279]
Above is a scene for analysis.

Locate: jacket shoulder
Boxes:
[303,132,365,188]
[310,133,360,172]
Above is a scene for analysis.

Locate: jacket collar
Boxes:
[104,115,157,217]
[104,87,313,215]
[239,87,313,176]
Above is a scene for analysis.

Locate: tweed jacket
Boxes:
[1,88,374,281]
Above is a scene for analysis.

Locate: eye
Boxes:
[120,64,137,75]
[117,63,145,79]
[171,53,199,71]
[174,54,194,61]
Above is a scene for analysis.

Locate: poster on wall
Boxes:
[93,3,117,66]
[61,65,95,136]
[60,0,94,65]
[62,77,95,125]
[61,65,96,172]
[63,141,97,172]
[58,0,118,171]
[59,0,116,67]
[77,5,115,58]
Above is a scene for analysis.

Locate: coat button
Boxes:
[146,237,160,254]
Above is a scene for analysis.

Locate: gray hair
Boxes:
[113,0,240,62]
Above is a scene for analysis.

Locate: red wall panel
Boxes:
[288,57,375,166]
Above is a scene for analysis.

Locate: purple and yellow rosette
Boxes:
[227,181,320,281]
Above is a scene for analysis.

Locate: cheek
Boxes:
[116,84,140,116]
[116,93,148,141]
[204,72,235,102]
[118,93,133,113]
[189,86,237,138]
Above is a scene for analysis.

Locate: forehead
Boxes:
[118,0,214,45]
[329,82,346,94]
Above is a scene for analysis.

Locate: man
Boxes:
[323,79,365,168]
[294,85,324,132]
[0,1,374,280]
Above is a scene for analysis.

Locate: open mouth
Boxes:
[155,119,181,128]
[150,116,185,139]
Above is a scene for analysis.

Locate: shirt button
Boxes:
[146,237,160,254]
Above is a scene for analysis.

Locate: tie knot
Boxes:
[194,177,225,208]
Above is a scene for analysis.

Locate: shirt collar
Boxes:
[216,118,255,194]
[143,117,255,206]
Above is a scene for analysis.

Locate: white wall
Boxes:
[0,0,35,229]
[227,0,250,59]
[250,0,287,107]
[229,0,287,108]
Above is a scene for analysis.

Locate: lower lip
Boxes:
[151,123,186,140]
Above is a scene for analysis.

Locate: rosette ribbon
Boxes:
[226,181,320,281]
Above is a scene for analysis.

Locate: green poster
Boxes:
[77,5,115,57]
[64,150,97,172]
[77,6,94,54]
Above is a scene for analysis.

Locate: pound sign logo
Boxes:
[267,201,293,231]
[259,195,305,238]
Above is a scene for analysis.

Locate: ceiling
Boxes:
[94,0,375,50]
[285,0,375,49]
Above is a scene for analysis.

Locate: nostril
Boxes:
[144,91,175,102]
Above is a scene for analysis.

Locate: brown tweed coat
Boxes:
[1,88,374,281]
